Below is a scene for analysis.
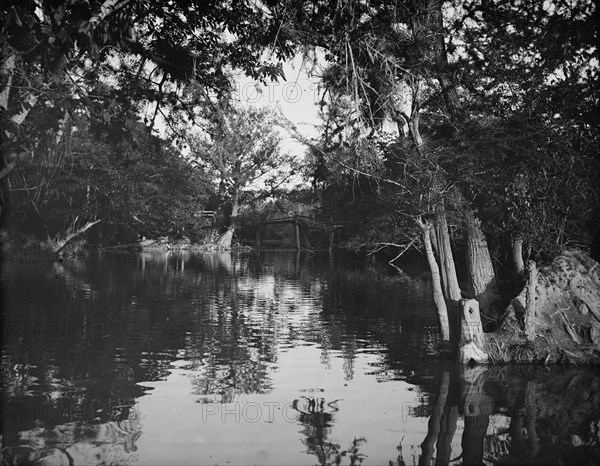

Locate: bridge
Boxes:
[242,213,351,252]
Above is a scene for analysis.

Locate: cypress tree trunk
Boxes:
[524,260,538,342]
[465,209,501,323]
[434,212,461,300]
[392,7,464,344]
[434,211,462,342]
[458,299,489,364]
[429,0,500,332]
[421,220,450,341]
[394,74,454,342]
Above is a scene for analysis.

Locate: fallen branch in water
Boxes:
[53,217,101,256]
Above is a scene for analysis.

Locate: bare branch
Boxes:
[367,242,404,255]
[388,238,417,264]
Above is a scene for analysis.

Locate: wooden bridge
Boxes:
[193,210,216,219]
[242,213,350,252]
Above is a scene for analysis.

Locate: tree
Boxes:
[9,109,212,246]
[190,104,293,249]
[450,0,599,267]
[279,0,472,340]
[447,117,599,269]
[1,0,135,225]
[1,0,292,227]
[282,0,598,336]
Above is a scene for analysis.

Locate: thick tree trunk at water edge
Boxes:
[458,299,489,364]
[465,210,501,325]
[434,213,462,301]
[217,185,239,249]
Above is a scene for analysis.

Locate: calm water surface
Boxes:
[2,251,599,465]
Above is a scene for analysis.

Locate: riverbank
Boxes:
[0,235,252,262]
[469,249,600,365]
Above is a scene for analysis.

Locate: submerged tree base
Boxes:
[475,250,600,365]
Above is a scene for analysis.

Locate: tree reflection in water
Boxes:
[417,365,600,466]
[419,370,459,466]
[3,252,600,465]
[2,410,143,465]
[292,395,368,466]
[288,363,600,466]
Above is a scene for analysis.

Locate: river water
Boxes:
[2,251,599,465]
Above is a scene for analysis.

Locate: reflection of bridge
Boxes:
[242,214,351,252]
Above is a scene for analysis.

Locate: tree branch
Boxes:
[278,111,410,190]
[54,219,102,255]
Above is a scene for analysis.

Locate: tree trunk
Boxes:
[512,235,525,277]
[458,299,489,364]
[524,260,538,342]
[465,209,501,323]
[295,216,301,250]
[408,111,423,148]
[434,211,462,342]
[434,212,461,300]
[421,221,450,341]
[429,0,503,327]
[429,0,462,122]
[217,184,240,249]
[217,229,234,249]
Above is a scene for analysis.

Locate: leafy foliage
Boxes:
[10,115,212,243]
[293,0,598,263]
[441,117,600,263]
[1,0,293,226]
[2,0,598,263]
[189,104,295,223]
